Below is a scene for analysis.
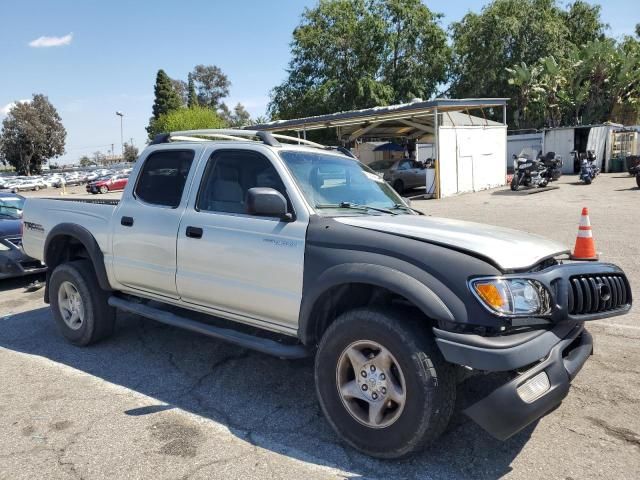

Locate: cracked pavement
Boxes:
[1,174,639,479]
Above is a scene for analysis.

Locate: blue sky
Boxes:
[0,0,636,165]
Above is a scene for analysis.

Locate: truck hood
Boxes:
[334,215,569,271]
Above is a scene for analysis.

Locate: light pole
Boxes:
[116,111,124,158]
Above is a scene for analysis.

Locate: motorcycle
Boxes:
[510,148,554,191]
[576,150,600,184]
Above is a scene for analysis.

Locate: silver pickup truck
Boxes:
[22,129,632,459]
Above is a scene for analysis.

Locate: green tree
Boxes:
[79,155,95,167]
[0,94,66,175]
[191,65,230,108]
[269,0,392,120]
[269,0,450,120]
[147,69,182,137]
[187,73,198,108]
[505,62,544,128]
[561,1,606,47]
[450,0,570,106]
[123,143,139,163]
[147,105,225,138]
[171,78,188,106]
[379,0,451,103]
[220,102,252,127]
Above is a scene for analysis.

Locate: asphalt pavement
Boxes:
[1,173,639,479]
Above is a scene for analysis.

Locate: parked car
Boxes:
[7,178,45,193]
[22,129,632,459]
[0,193,47,280]
[380,159,426,194]
[86,174,129,194]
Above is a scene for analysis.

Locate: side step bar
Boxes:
[108,296,311,359]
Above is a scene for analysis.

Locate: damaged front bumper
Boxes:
[434,321,592,440]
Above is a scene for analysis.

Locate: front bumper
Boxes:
[0,241,47,280]
[435,322,592,440]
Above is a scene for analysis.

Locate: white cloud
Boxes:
[0,99,31,116]
[28,33,73,48]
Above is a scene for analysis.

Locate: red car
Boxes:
[86,174,129,194]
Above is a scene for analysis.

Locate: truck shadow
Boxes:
[0,307,533,479]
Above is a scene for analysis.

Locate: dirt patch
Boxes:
[149,419,203,458]
[50,420,73,431]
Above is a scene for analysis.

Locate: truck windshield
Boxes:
[280,151,411,216]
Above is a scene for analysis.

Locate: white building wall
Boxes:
[507,133,543,170]
[543,128,575,174]
[438,126,507,198]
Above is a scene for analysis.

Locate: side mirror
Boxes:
[246,187,292,221]
[512,154,517,159]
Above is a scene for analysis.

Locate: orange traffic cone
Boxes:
[570,207,598,261]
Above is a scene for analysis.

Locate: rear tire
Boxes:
[392,180,404,195]
[636,174,640,189]
[315,308,456,459]
[584,176,592,185]
[49,260,115,346]
[100,186,108,194]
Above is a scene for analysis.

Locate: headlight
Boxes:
[470,278,551,316]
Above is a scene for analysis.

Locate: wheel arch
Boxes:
[43,223,112,302]
[298,263,455,345]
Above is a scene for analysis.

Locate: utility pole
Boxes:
[116,111,124,157]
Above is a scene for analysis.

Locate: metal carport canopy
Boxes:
[250,98,508,142]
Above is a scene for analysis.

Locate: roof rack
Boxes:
[150,129,281,147]
[148,128,356,158]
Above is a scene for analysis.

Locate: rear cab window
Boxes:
[134,150,195,208]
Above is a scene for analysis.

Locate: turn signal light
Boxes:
[474,282,507,310]
[516,372,550,403]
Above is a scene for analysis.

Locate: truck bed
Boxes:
[21,196,119,263]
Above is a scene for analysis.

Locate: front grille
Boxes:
[568,274,631,315]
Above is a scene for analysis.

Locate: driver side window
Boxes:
[196,150,287,215]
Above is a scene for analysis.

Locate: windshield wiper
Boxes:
[392,203,424,215]
[315,202,397,215]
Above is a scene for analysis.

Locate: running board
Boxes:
[108,296,310,359]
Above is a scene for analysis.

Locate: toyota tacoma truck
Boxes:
[21,129,632,459]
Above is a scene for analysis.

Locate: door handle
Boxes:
[186,226,203,239]
[121,216,134,227]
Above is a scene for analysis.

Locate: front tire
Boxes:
[510,174,520,191]
[636,174,640,189]
[49,260,115,346]
[584,176,592,185]
[315,308,456,459]
[392,179,404,195]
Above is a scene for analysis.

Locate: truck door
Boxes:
[176,147,307,331]
[111,147,199,298]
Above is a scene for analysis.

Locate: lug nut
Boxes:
[370,365,376,372]
[379,373,385,380]
[372,392,378,400]
[361,370,367,378]
[362,384,368,391]
[381,387,387,394]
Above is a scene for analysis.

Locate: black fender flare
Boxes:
[298,262,455,344]
[43,223,112,301]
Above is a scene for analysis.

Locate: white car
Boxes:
[7,178,43,192]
